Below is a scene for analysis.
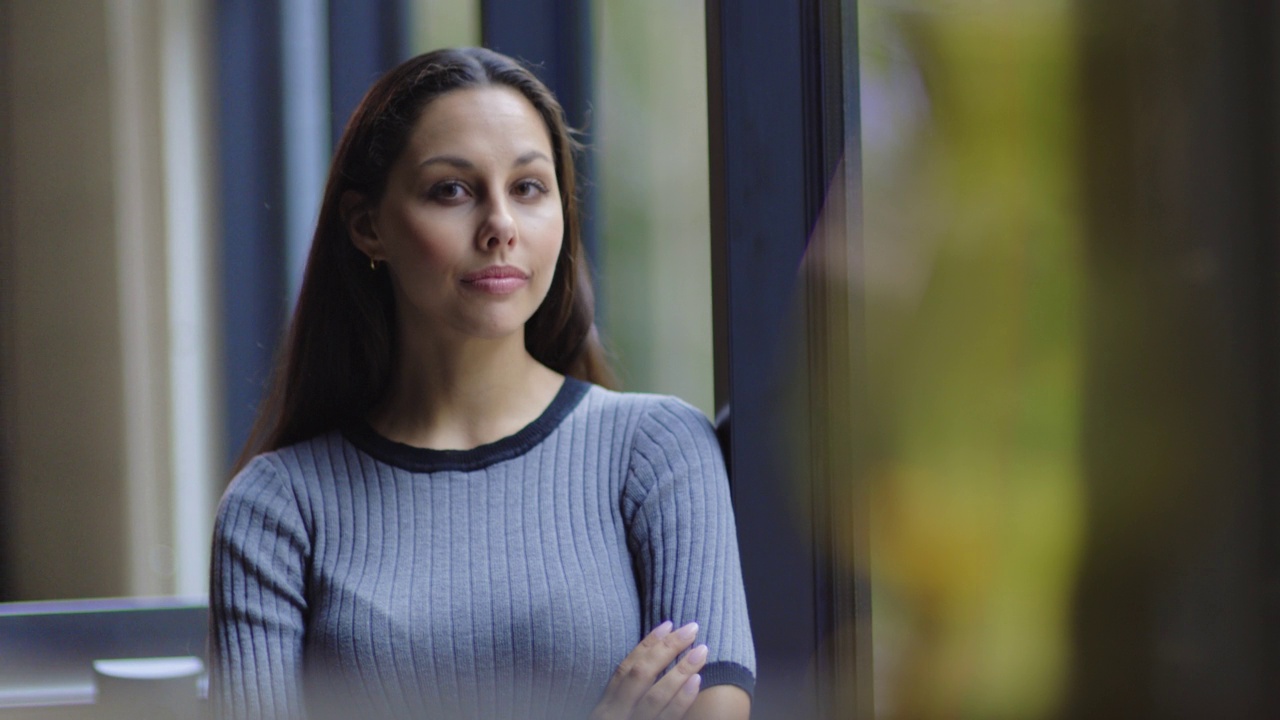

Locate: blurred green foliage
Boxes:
[858,3,1084,717]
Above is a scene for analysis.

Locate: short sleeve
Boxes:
[622,397,757,695]
[209,455,311,719]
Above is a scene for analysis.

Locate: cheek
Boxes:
[539,233,565,288]
[388,214,460,267]
[533,210,565,260]
[531,223,564,299]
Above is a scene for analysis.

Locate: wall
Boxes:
[0,0,218,602]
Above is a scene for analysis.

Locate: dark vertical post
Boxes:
[481,0,598,268]
[707,2,815,708]
[215,0,288,470]
[0,0,12,601]
[328,0,410,146]
[1245,5,1280,712]
[707,0,867,716]
[1068,2,1280,717]
[1237,6,1280,715]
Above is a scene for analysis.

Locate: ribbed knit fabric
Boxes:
[209,379,756,720]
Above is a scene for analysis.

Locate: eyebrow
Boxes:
[514,150,553,167]
[419,150,553,170]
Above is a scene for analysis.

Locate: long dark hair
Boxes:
[235,47,615,472]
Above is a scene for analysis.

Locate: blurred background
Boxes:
[855,2,1277,717]
[1,0,1277,718]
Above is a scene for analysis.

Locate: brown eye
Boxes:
[512,179,549,199]
[429,180,469,202]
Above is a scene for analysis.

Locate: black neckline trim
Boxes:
[341,377,591,473]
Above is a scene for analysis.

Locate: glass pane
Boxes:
[593,0,714,416]
[407,0,480,52]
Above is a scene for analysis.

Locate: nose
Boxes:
[477,197,517,251]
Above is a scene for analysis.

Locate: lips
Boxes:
[461,265,530,295]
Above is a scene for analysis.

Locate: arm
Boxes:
[623,398,757,714]
[208,456,310,720]
[687,686,751,720]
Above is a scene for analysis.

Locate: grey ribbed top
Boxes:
[209,379,756,719]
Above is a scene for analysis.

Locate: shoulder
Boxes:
[217,453,292,519]
[577,383,713,435]
[620,392,719,466]
[215,432,344,532]
[571,385,718,459]
[582,388,726,510]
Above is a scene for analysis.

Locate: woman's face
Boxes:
[354,86,564,344]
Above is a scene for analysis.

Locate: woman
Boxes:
[209,47,754,720]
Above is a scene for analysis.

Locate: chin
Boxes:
[452,314,534,342]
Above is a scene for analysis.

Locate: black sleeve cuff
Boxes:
[699,661,755,697]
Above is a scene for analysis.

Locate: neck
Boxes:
[370,322,564,451]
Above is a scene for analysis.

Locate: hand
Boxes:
[590,621,709,720]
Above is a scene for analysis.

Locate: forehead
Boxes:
[403,86,554,160]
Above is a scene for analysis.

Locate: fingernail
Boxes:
[676,621,699,641]
[653,620,674,637]
[683,674,702,696]
[688,644,709,664]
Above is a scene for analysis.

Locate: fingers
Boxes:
[654,673,702,720]
[607,621,697,704]
[634,643,708,720]
[593,621,702,719]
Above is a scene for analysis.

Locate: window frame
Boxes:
[706,0,870,715]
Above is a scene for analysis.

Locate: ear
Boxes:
[341,190,382,261]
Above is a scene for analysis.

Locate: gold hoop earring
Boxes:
[369,257,378,271]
